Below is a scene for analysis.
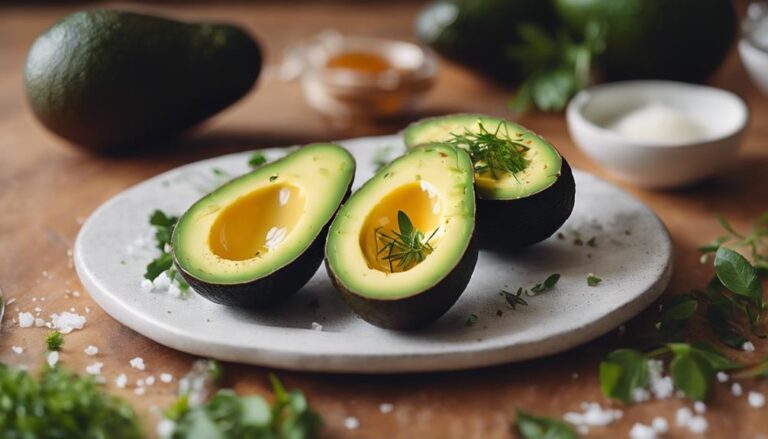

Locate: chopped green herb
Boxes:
[446,121,530,179]
[374,211,437,272]
[531,273,560,294]
[515,409,578,439]
[269,174,278,182]
[248,151,267,168]
[0,364,143,438]
[45,331,64,351]
[167,374,322,439]
[465,314,479,327]
[586,273,602,287]
[586,237,597,247]
[501,288,528,310]
[144,210,189,294]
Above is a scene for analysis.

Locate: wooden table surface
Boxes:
[2,2,768,438]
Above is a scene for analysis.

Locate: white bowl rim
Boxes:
[567,80,750,149]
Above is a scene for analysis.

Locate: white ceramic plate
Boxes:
[75,135,672,373]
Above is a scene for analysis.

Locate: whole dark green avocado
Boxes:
[25,10,261,153]
[555,0,736,82]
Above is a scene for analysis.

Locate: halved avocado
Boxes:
[404,114,575,249]
[172,143,355,307]
[325,144,477,330]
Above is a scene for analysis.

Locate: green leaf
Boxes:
[599,349,649,403]
[714,247,762,306]
[145,252,173,281]
[531,274,560,294]
[248,152,267,168]
[515,409,578,439]
[150,209,176,228]
[239,396,271,427]
[45,331,64,351]
[668,343,713,401]
[689,341,741,370]
[465,314,479,327]
[586,273,602,287]
[397,211,414,238]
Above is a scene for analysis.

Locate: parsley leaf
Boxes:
[515,409,578,439]
[586,273,602,287]
[599,349,649,403]
[45,331,64,351]
[531,274,560,294]
[248,151,267,168]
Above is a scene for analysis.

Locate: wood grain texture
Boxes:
[1,2,767,438]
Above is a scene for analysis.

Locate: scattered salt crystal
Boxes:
[11,346,23,355]
[311,322,323,331]
[130,357,146,370]
[732,382,743,397]
[676,407,693,427]
[116,373,128,388]
[379,403,394,413]
[717,372,729,383]
[146,376,155,386]
[6,298,15,306]
[153,272,171,290]
[46,351,59,367]
[749,391,765,408]
[157,419,176,438]
[344,416,360,430]
[140,279,154,292]
[50,311,86,334]
[647,359,674,399]
[34,307,42,313]
[84,345,98,356]
[160,373,173,383]
[629,422,657,439]
[85,362,104,375]
[632,387,651,403]
[167,282,181,298]
[651,417,668,433]
[694,401,706,414]
[743,341,756,352]
[564,402,622,428]
[34,318,45,327]
[85,306,91,313]
[72,291,80,298]
[18,312,33,328]
[134,387,146,396]
[687,416,708,434]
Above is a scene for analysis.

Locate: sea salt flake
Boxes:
[687,416,708,434]
[85,362,104,375]
[629,423,657,439]
[717,372,729,383]
[379,403,394,413]
[344,416,360,430]
[130,357,146,370]
[135,386,146,396]
[651,417,668,433]
[50,311,86,334]
[743,341,756,352]
[694,401,706,414]
[146,376,155,386]
[160,373,173,383]
[84,345,98,356]
[311,322,323,331]
[18,312,33,328]
[749,391,766,408]
[46,351,59,367]
[34,318,45,327]
[11,346,23,355]
[116,373,128,388]
[732,382,743,397]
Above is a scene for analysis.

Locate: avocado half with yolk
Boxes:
[325,144,478,330]
[404,114,575,249]
[172,143,355,307]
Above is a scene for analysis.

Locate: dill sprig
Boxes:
[446,121,530,180]
[374,211,438,273]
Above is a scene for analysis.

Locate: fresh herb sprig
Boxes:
[144,210,189,292]
[446,121,530,180]
[0,364,144,438]
[501,273,560,310]
[45,331,64,351]
[166,374,322,439]
[515,409,578,439]
[374,211,438,273]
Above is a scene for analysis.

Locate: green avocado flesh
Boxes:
[404,114,563,200]
[173,144,355,307]
[404,114,575,249]
[25,9,261,153]
[325,144,477,329]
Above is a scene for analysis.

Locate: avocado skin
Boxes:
[25,9,261,153]
[174,188,350,308]
[327,237,478,330]
[477,158,574,249]
[416,0,555,82]
[555,0,735,82]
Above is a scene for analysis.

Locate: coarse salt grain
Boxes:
[743,341,756,352]
[687,416,708,434]
[676,407,693,427]
[11,346,23,354]
[311,322,323,331]
[46,351,59,367]
[629,422,657,439]
[130,357,146,370]
[717,372,729,383]
[84,345,98,356]
[749,391,766,408]
[50,311,86,334]
[160,373,173,383]
[146,376,155,386]
[85,362,104,375]
[135,387,146,396]
[732,382,743,397]
[116,373,128,388]
[651,417,668,434]
[18,312,33,328]
[564,402,622,428]
[34,318,45,327]
[379,403,394,413]
[344,416,360,430]
[694,401,706,414]
[140,279,153,292]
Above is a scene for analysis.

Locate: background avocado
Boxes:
[415,0,556,82]
[25,9,261,153]
[173,144,355,308]
[554,0,736,82]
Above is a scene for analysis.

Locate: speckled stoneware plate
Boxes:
[75,135,672,373]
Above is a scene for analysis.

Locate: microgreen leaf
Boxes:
[667,342,739,401]
[531,274,560,294]
[146,252,173,281]
[502,288,529,310]
[586,273,602,287]
[714,247,762,307]
[248,152,267,168]
[375,211,436,272]
[45,331,64,351]
[446,121,530,179]
[515,409,578,439]
[465,314,479,327]
[599,349,649,403]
